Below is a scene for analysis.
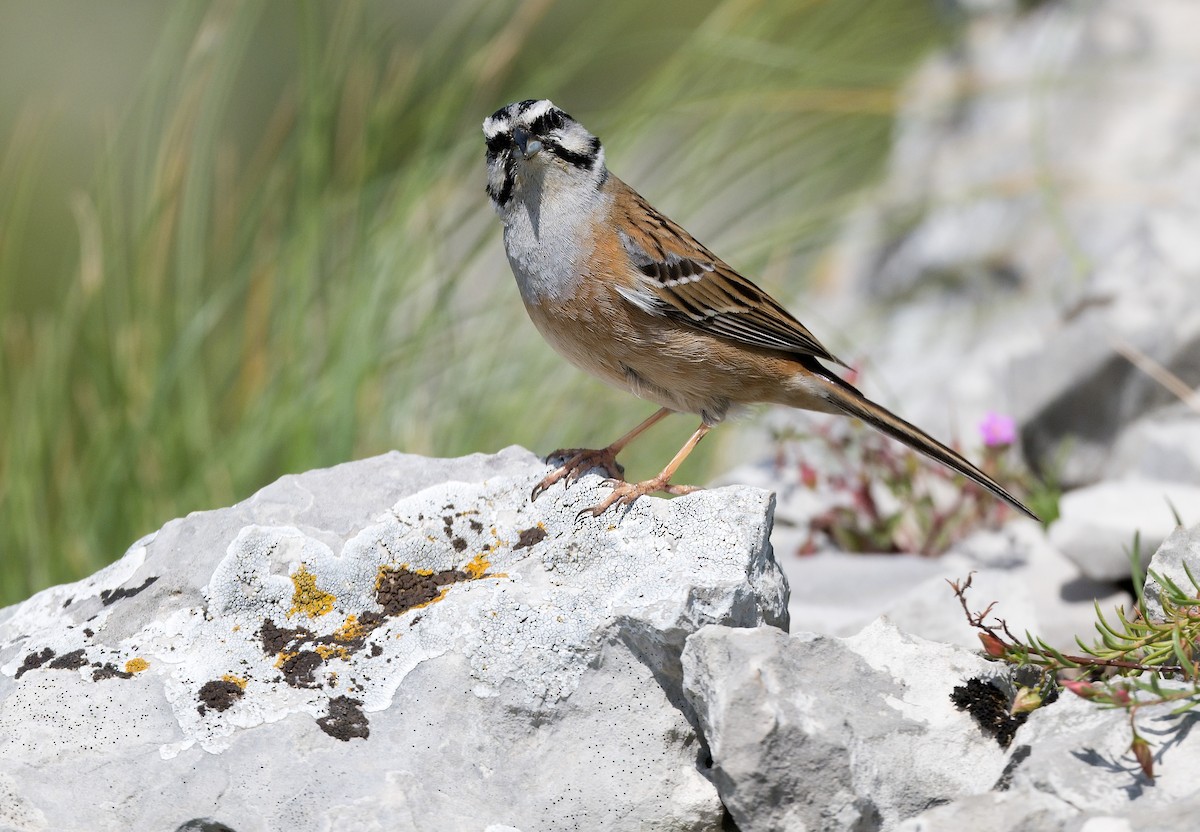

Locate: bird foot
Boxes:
[576,475,701,519]
[532,447,627,501]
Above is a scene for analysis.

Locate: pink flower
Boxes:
[979,412,1016,448]
[1060,679,1099,699]
[799,462,818,489]
[978,633,1007,657]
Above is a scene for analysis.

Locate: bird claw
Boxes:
[532,447,627,502]
[574,476,703,519]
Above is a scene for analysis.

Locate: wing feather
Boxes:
[611,180,848,367]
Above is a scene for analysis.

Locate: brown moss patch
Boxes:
[197,679,245,715]
[99,576,159,606]
[951,678,1024,748]
[317,695,369,741]
[48,649,88,671]
[374,564,470,616]
[278,650,323,688]
[92,662,133,681]
[14,648,54,679]
[260,619,313,654]
[514,524,547,550]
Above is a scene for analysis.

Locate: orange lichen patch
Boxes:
[333,614,367,642]
[124,658,149,674]
[274,650,296,669]
[463,552,491,580]
[315,644,351,661]
[221,674,248,691]
[288,564,335,618]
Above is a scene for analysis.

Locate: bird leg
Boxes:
[532,407,673,501]
[578,422,712,518]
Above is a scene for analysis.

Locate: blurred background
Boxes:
[0,0,953,605]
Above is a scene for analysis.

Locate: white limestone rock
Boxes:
[684,617,1200,832]
[894,791,1079,832]
[0,448,787,832]
[774,519,1127,651]
[815,0,1200,484]
[1007,286,1200,488]
[902,768,1200,832]
[1107,408,1200,484]
[773,530,952,636]
[1006,688,1200,816]
[681,620,1014,832]
[1142,521,1200,622]
[1048,479,1200,581]
[902,686,1200,830]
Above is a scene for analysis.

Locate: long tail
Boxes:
[803,364,1040,521]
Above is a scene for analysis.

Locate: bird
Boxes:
[482,99,1037,521]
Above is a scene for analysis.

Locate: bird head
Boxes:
[483,99,606,215]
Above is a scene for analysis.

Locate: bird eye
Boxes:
[486,133,510,154]
[527,110,565,136]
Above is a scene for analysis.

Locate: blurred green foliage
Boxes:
[0,0,946,605]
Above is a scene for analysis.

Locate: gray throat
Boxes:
[501,169,610,305]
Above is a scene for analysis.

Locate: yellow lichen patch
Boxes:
[288,564,335,618]
[222,674,248,690]
[124,658,149,674]
[315,644,351,661]
[333,614,366,642]
[463,552,491,580]
[274,650,296,669]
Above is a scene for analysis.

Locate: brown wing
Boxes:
[609,178,848,367]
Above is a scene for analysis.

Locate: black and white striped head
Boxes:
[483,99,606,213]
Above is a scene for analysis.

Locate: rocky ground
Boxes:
[0,449,783,830]
[3,448,1199,831]
[5,0,1200,830]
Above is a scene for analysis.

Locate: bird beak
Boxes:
[512,127,542,159]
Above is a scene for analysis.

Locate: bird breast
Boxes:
[501,170,612,306]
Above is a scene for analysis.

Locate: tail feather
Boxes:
[807,369,1040,521]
